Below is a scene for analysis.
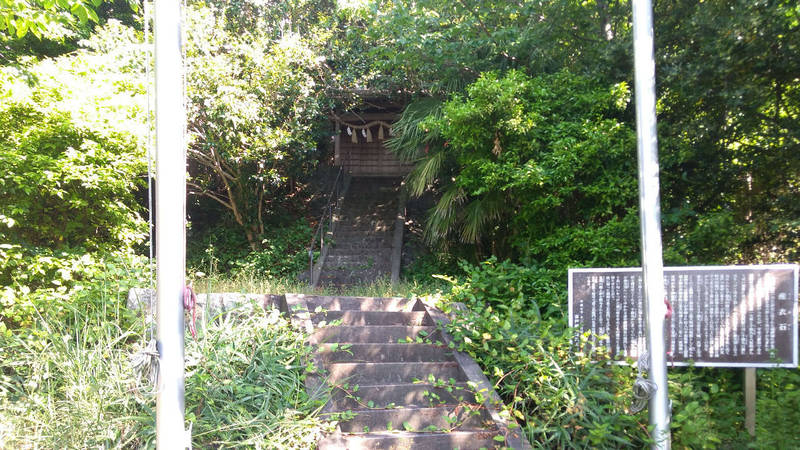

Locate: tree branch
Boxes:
[187,181,233,210]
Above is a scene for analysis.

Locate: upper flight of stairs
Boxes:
[284,293,530,450]
[316,177,402,287]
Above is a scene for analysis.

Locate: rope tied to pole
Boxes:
[631,301,674,413]
[184,284,197,339]
[631,350,658,413]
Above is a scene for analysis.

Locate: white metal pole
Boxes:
[154,0,186,448]
[631,0,671,447]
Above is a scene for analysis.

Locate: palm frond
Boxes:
[385,97,443,162]
[459,199,488,244]
[459,192,507,244]
[405,150,446,198]
[424,185,465,245]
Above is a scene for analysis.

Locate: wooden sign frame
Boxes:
[568,265,798,368]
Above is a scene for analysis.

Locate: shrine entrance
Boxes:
[333,111,414,177]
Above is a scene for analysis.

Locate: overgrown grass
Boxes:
[191,271,445,300]
[185,303,332,448]
[0,270,330,448]
[0,292,152,447]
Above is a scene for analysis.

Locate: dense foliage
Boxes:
[378,0,799,267]
[0,0,103,40]
[1,0,798,447]
[0,20,148,330]
[398,70,639,264]
[655,0,800,264]
[188,218,313,278]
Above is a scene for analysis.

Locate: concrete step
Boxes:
[317,343,454,363]
[317,272,391,287]
[324,254,391,267]
[312,311,432,326]
[317,431,503,450]
[319,265,391,275]
[329,240,393,250]
[345,187,399,194]
[341,200,396,208]
[328,383,477,410]
[334,406,495,433]
[335,219,395,228]
[302,296,418,312]
[327,247,392,257]
[340,200,396,207]
[335,229,394,239]
[332,229,393,238]
[324,361,464,385]
[310,325,441,344]
[287,293,530,449]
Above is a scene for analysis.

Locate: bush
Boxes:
[399,70,639,264]
[189,218,314,279]
[0,20,148,254]
[434,259,646,448]
[232,219,314,278]
[754,366,800,449]
[445,257,565,322]
[0,248,148,330]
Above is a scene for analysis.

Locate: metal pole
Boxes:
[631,0,671,447]
[154,0,186,448]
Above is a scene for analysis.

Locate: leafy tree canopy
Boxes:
[375,0,799,266]
[399,70,639,266]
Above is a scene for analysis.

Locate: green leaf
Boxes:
[71,3,88,24]
[86,6,99,23]
[15,19,27,38]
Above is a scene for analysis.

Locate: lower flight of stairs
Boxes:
[283,294,530,450]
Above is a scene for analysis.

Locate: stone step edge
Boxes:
[328,405,496,433]
[327,381,472,391]
[318,430,505,450]
[420,302,532,450]
[325,382,478,411]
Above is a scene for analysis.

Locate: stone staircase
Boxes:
[284,294,530,449]
[316,177,403,287]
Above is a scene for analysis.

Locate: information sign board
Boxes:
[568,265,798,367]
